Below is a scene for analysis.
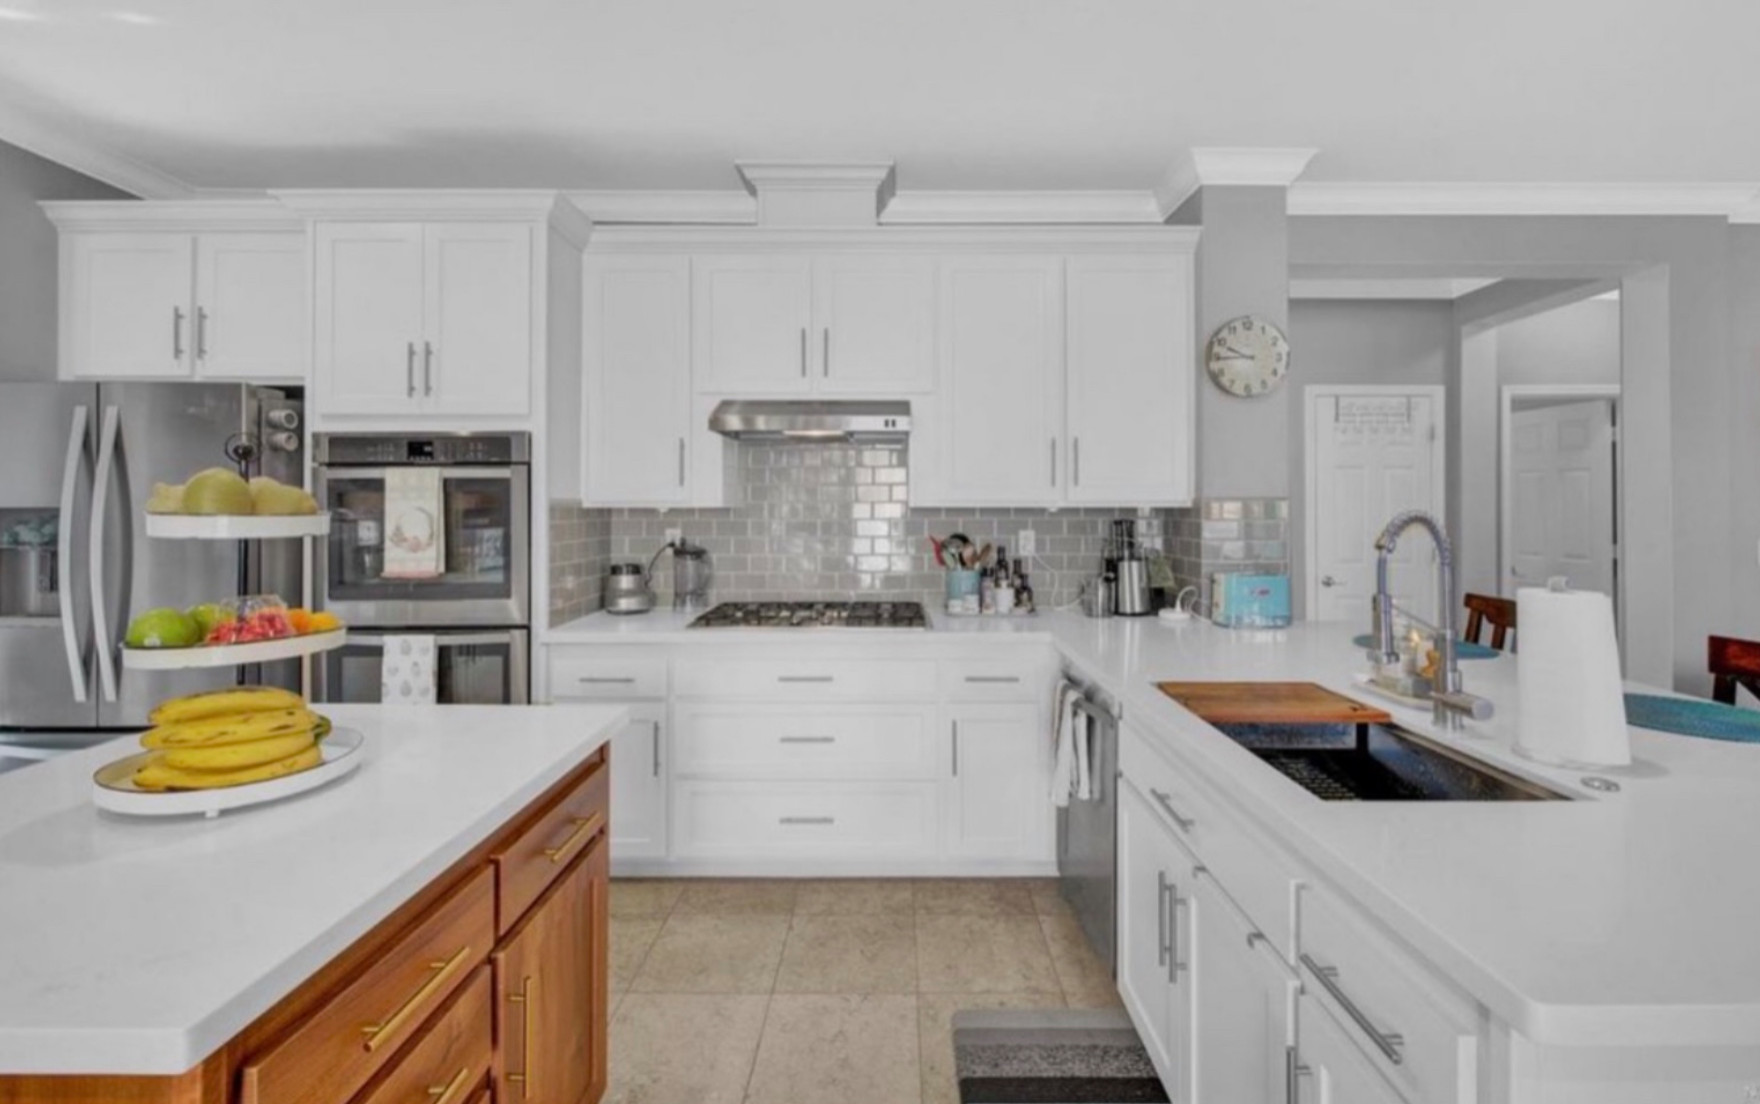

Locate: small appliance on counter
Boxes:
[1108,519,1154,616]
[1210,573,1292,629]
[647,538,714,611]
[603,562,655,615]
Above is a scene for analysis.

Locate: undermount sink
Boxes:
[1211,720,1571,802]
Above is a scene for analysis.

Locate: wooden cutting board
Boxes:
[1156,682,1391,726]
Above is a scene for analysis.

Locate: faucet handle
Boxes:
[1432,690,1494,722]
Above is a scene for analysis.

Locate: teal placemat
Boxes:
[1351,635,1500,661]
[1624,694,1760,743]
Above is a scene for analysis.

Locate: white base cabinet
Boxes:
[606,703,668,862]
[1118,779,1195,1102]
[946,703,1051,862]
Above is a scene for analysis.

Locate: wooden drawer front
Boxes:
[240,867,494,1104]
[357,966,492,1104]
[1300,888,1479,1104]
[672,704,937,779]
[492,757,609,935]
[673,781,937,858]
[1120,723,1300,964]
[673,658,937,701]
[943,658,1046,702]
[547,649,667,700]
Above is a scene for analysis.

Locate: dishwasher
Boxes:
[1055,669,1122,975]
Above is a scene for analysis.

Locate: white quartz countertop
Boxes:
[0,703,624,1076]
[545,606,1059,642]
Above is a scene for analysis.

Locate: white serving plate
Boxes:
[92,727,366,819]
[144,514,331,540]
[122,629,347,670]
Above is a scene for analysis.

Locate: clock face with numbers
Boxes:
[1205,315,1290,397]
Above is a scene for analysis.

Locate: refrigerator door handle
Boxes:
[57,405,91,703]
[89,405,121,704]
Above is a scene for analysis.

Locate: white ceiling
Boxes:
[3,0,1759,197]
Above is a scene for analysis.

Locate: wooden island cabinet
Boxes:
[0,748,610,1104]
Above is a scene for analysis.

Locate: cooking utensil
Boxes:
[604,562,655,615]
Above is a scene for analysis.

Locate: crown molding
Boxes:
[734,160,897,192]
[1289,181,1760,218]
[881,191,1164,225]
[1289,277,1499,301]
[583,223,1200,254]
[270,188,593,245]
[0,101,194,199]
[1154,147,1318,218]
[734,160,897,227]
[41,198,302,233]
[1731,195,1760,225]
[566,190,756,224]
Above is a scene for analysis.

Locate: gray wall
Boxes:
[1286,299,1453,615]
[1290,215,1730,692]
[1496,297,1621,386]
[1732,227,1760,641]
[0,139,131,381]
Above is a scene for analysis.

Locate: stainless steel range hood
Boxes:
[707,400,910,442]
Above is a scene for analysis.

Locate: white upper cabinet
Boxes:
[55,219,306,382]
[1065,254,1194,506]
[694,253,935,396]
[929,255,1065,506]
[582,254,694,506]
[813,255,935,394]
[693,254,814,394]
[314,220,534,418]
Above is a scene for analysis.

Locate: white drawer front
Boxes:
[1300,888,1479,1104]
[1121,723,1302,965]
[547,649,668,699]
[672,658,937,701]
[672,704,937,779]
[942,658,1046,702]
[672,781,938,858]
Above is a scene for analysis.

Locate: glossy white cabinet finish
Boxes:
[1064,254,1194,505]
[582,255,694,505]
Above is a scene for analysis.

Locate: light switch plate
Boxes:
[1017,529,1036,557]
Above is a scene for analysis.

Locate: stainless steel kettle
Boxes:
[603,562,654,615]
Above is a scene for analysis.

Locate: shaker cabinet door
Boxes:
[314,223,426,414]
[1191,872,1293,1104]
[944,704,1047,861]
[61,233,194,379]
[193,232,307,381]
[607,704,669,861]
[423,223,533,417]
[582,255,692,506]
[692,254,814,395]
[813,254,935,394]
[1117,781,1193,1101]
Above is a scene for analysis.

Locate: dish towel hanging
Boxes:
[1050,680,1093,806]
[381,468,445,579]
[381,634,438,705]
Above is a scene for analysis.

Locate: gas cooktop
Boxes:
[687,600,929,629]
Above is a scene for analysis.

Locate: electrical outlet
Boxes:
[664,527,682,546]
[1017,529,1036,557]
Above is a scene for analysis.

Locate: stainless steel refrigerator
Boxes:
[0,381,304,732]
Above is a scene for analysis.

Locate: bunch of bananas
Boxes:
[133,686,332,791]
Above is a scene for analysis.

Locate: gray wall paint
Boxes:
[1496,297,1621,386]
[1290,215,1729,692]
[1732,227,1760,639]
[0,139,130,382]
[1286,299,1453,615]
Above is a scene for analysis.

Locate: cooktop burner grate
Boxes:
[687,600,929,629]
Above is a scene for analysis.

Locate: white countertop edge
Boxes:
[544,607,1060,643]
[0,708,624,1077]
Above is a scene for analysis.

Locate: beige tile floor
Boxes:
[607,877,1121,1104]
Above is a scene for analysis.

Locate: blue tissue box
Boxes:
[1210,573,1292,629]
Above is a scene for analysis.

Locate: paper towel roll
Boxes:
[1515,581,1630,767]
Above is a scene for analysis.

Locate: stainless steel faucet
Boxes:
[1367,510,1494,730]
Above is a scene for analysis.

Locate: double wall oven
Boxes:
[311,432,531,704]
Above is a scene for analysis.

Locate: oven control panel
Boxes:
[314,432,530,466]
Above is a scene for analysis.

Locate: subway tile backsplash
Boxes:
[553,441,1172,618]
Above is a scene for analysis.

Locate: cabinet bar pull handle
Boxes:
[195,307,209,360]
[1050,438,1057,487]
[172,307,184,360]
[1155,871,1170,968]
[964,675,1021,684]
[1149,787,1195,832]
[822,328,830,377]
[505,973,536,1098]
[423,341,434,396]
[799,327,807,377]
[777,675,834,683]
[1168,887,1186,983]
[952,720,960,776]
[1285,1046,1310,1104]
[780,816,834,825]
[780,735,836,744]
[406,342,417,397]
[543,811,604,864]
[578,676,636,684]
[360,944,472,1051]
[652,720,662,778]
[1300,953,1405,1065]
[677,437,686,487]
[426,1066,472,1104]
[1073,437,1081,486]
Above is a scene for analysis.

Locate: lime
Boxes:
[125,608,201,649]
[186,602,234,639]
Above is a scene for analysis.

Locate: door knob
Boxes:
[1320,575,1340,588]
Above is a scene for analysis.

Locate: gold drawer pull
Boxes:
[427,1066,472,1104]
[543,811,603,865]
[506,974,536,1099]
[359,945,473,1052]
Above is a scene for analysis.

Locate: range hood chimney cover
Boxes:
[707,400,911,441]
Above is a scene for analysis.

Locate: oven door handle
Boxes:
[311,466,515,482]
[346,631,521,649]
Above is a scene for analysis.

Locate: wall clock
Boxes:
[1205,315,1290,397]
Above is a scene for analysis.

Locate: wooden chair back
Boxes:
[1462,593,1517,652]
[1709,636,1760,706]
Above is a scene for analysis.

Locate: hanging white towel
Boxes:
[1073,705,1093,802]
[381,468,445,579]
[1049,680,1079,807]
[381,634,438,705]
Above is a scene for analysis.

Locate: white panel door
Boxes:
[193,233,307,380]
[423,223,533,416]
[813,254,936,394]
[607,703,668,862]
[1117,782,1192,1101]
[693,254,814,394]
[935,256,1064,505]
[1065,255,1194,505]
[313,223,425,415]
[583,255,692,505]
[1191,872,1293,1104]
[62,233,194,379]
[944,704,1047,860]
[1310,392,1440,624]
[1506,399,1616,596]
[1295,993,1408,1104]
